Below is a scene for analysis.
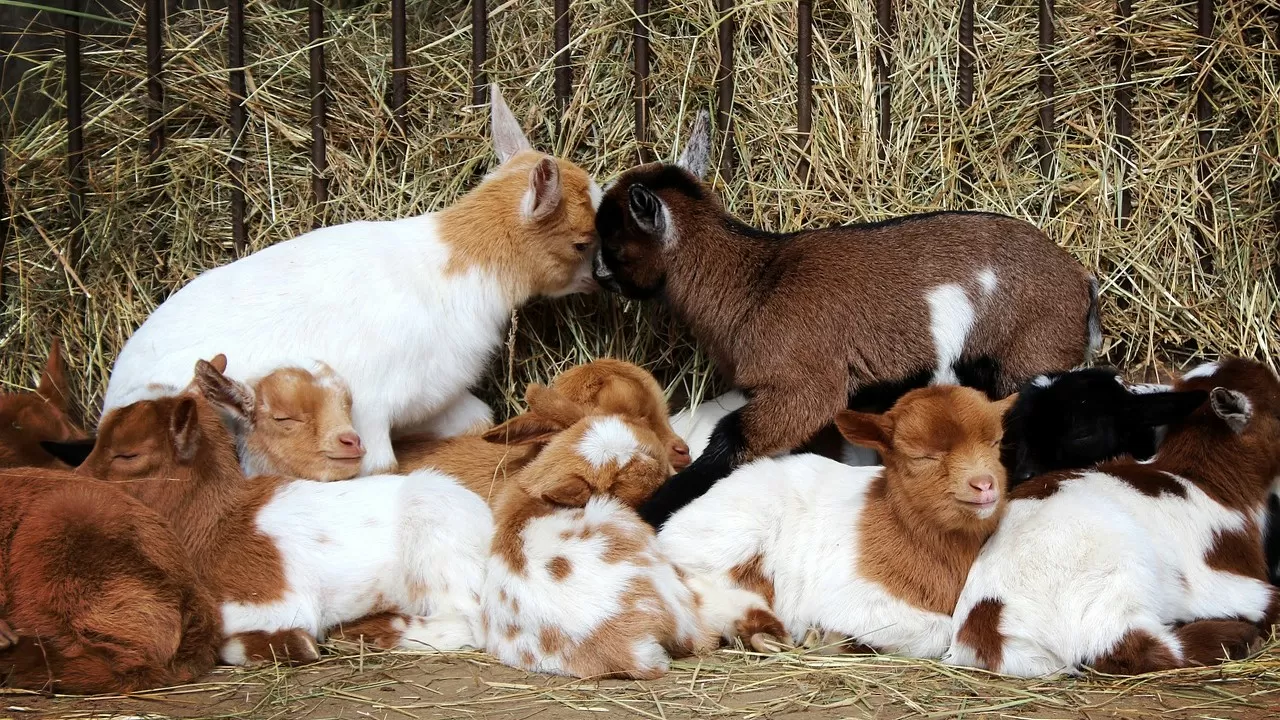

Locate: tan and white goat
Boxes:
[77,359,493,665]
[481,384,714,679]
[660,385,1015,658]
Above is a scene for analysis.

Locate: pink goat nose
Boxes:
[968,475,995,493]
[338,432,363,451]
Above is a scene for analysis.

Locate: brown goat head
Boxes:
[838,385,1016,535]
[0,339,89,469]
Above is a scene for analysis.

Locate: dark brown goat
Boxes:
[592,112,1100,526]
[0,468,219,693]
[0,340,90,469]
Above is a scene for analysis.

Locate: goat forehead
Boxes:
[577,416,643,468]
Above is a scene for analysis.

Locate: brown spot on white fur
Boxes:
[1090,629,1179,675]
[1205,526,1269,583]
[843,386,1015,615]
[330,612,411,650]
[547,556,572,580]
[955,598,1004,669]
[729,555,776,607]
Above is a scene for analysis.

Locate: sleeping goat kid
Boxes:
[946,358,1280,677]
[77,361,492,665]
[481,384,713,679]
[660,385,1015,658]
[194,354,365,480]
[593,110,1100,527]
[0,339,90,469]
[103,84,601,475]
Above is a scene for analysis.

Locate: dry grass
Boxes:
[4,639,1279,719]
[0,0,1276,417]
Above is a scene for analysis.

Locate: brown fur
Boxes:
[1007,472,1064,500]
[547,556,573,580]
[438,149,599,301]
[1091,629,1181,675]
[330,613,413,650]
[0,340,89,470]
[841,386,1015,614]
[596,160,1097,466]
[1096,462,1188,499]
[1205,527,1269,583]
[0,468,219,693]
[729,555,776,607]
[394,432,540,504]
[955,598,1005,670]
[1174,620,1262,666]
[225,629,320,665]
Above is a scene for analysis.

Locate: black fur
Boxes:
[40,439,96,468]
[846,356,1004,414]
[1001,368,1207,486]
[638,409,746,529]
[1265,493,1280,587]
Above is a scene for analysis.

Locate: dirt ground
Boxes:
[4,643,1279,720]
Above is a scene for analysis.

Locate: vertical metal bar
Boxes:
[471,0,487,106]
[957,0,975,198]
[554,0,572,136]
[228,0,247,254]
[634,0,651,163]
[1037,0,1055,178]
[65,0,85,272]
[797,0,812,180]
[0,133,8,304]
[146,0,164,162]
[1194,0,1215,273]
[716,0,736,175]
[309,0,328,216]
[875,0,893,158]
[1115,0,1133,226]
[392,0,408,134]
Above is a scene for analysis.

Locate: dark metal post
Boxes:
[1038,0,1055,178]
[957,0,975,198]
[554,0,572,138]
[1115,0,1133,226]
[875,0,893,158]
[716,0,736,176]
[146,0,165,162]
[65,0,85,272]
[228,0,247,254]
[1194,0,1215,272]
[0,134,8,303]
[797,0,812,180]
[309,0,328,216]
[634,0,651,163]
[471,0,487,106]
[392,0,408,133]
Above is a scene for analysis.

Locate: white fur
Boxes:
[578,416,641,469]
[945,470,1274,677]
[661,454,955,658]
[402,391,495,439]
[977,268,998,296]
[219,469,492,661]
[926,284,976,386]
[482,496,705,678]
[1031,375,1055,389]
[1180,362,1220,381]
[103,215,520,475]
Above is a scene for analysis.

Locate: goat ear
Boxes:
[1129,389,1207,428]
[208,353,228,374]
[1209,387,1252,434]
[675,110,711,180]
[993,393,1019,415]
[194,358,255,424]
[171,396,202,463]
[481,413,568,446]
[834,410,892,454]
[36,338,71,411]
[490,83,532,163]
[524,383,587,425]
[40,439,96,467]
[524,472,593,507]
[628,184,667,239]
[525,158,563,221]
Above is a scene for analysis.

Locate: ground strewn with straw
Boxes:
[4,640,1279,719]
[1,1,1277,414]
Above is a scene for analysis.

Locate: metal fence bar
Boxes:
[1115,0,1133,225]
[228,0,247,254]
[1038,0,1055,178]
[146,0,165,162]
[392,0,408,133]
[1,133,8,303]
[65,0,85,272]
[716,0,736,175]
[310,0,328,215]
[797,0,812,179]
[1194,0,1215,272]
[633,0,651,163]
[875,0,893,158]
[554,0,572,134]
[471,0,487,106]
[957,0,975,197]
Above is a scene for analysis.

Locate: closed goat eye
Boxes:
[112,452,138,461]
[273,416,302,426]
[573,240,592,252]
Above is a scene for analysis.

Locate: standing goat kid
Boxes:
[947,358,1280,676]
[103,85,602,475]
[593,111,1099,526]
[481,384,713,679]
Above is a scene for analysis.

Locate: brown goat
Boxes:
[592,112,1100,526]
[0,340,89,469]
[0,468,218,693]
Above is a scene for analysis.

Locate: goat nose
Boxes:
[338,432,363,451]
[968,475,995,493]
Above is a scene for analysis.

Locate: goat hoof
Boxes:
[749,632,793,654]
[0,619,17,649]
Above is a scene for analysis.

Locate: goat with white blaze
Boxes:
[946,358,1280,677]
[102,85,602,475]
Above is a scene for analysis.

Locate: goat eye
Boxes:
[910,454,941,463]
[112,453,138,461]
[573,240,592,252]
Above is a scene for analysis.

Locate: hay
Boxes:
[6,639,1280,718]
[0,0,1277,414]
